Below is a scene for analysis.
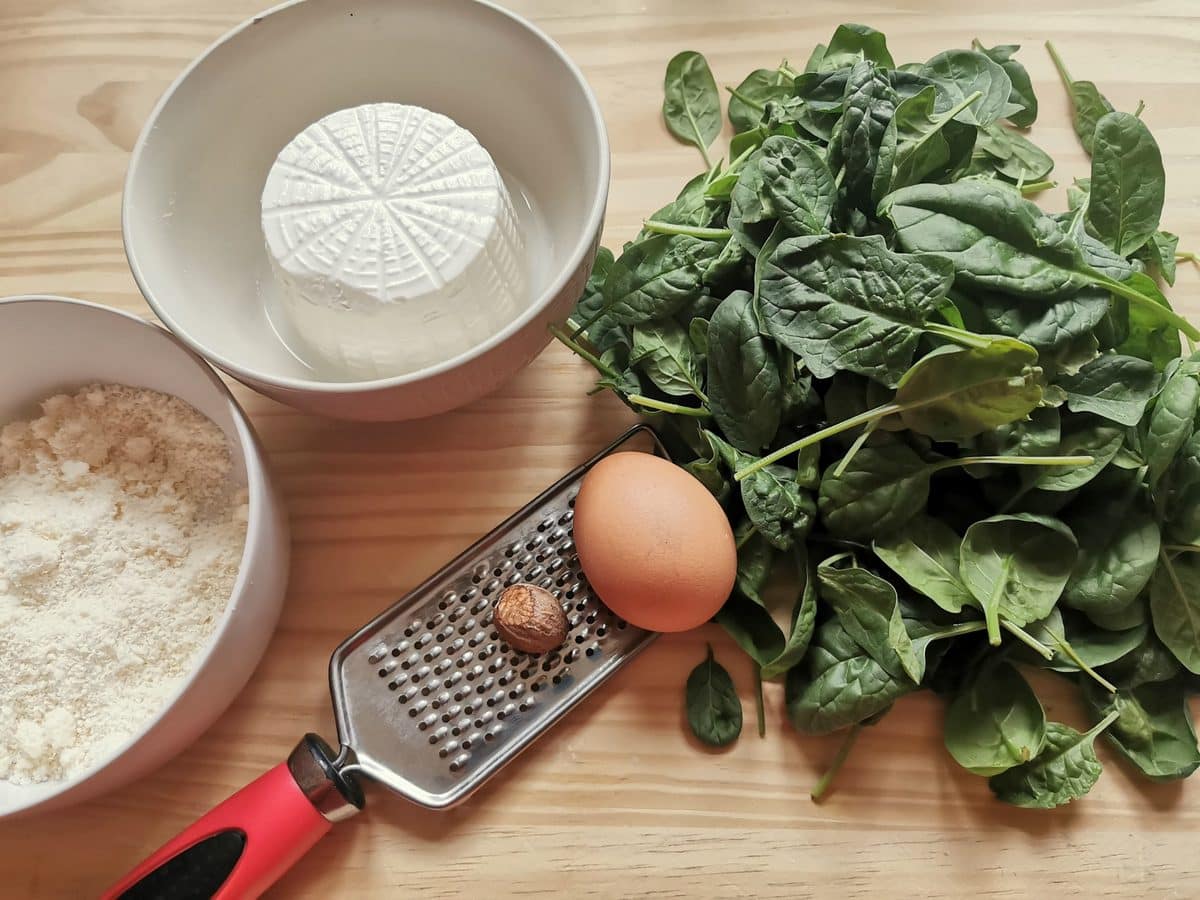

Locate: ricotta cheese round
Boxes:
[261,103,526,378]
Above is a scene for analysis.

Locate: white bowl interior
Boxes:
[0,298,257,816]
[125,0,605,388]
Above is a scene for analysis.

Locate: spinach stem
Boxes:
[985,562,1011,646]
[1089,708,1122,738]
[925,322,1002,349]
[628,394,711,417]
[778,63,801,81]
[811,724,862,802]
[832,419,879,478]
[641,220,734,240]
[726,85,765,113]
[1134,99,1146,119]
[549,323,620,379]
[754,667,766,739]
[1000,620,1055,660]
[728,142,758,174]
[930,454,1095,473]
[1020,180,1056,196]
[1045,633,1118,693]
[929,621,989,642]
[1045,40,1074,87]
[735,524,760,550]
[1165,543,1200,554]
[735,402,904,480]
[1176,251,1200,264]
[1092,274,1200,340]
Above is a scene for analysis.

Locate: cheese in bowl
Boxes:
[261,103,527,379]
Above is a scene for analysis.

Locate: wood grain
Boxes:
[3,1,1200,897]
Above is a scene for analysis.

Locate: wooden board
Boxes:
[3,1,1200,896]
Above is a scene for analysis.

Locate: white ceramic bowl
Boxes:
[124,0,609,421]
[0,296,289,819]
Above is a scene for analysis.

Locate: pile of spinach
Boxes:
[557,24,1200,808]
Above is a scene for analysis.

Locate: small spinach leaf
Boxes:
[988,714,1118,808]
[1149,552,1200,674]
[663,51,722,166]
[945,659,1046,775]
[1059,353,1159,426]
[873,515,973,613]
[686,645,743,747]
[960,513,1078,641]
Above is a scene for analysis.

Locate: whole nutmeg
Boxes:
[493,583,568,654]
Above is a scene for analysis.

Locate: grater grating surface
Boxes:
[328,425,663,809]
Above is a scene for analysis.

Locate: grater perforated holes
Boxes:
[417,665,432,680]
[568,612,583,628]
[436,626,454,642]
[434,660,452,676]
[481,579,501,597]
[368,645,388,664]
[450,754,469,771]
[596,624,608,637]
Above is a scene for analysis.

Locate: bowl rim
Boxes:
[122,0,611,395]
[0,295,281,818]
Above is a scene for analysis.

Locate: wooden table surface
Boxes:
[3,0,1200,896]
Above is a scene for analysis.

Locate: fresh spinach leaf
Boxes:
[786,618,914,734]
[945,659,1046,775]
[1149,552,1200,674]
[921,49,1017,126]
[873,514,973,613]
[762,554,819,679]
[818,434,931,540]
[663,51,722,166]
[1144,365,1200,483]
[759,234,954,385]
[988,713,1119,808]
[1046,41,1114,156]
[960,513,1078,642]
[1150,230,1180,286]
[817,553,924,683]
[1087,112,1165,257]
[707,290,783,452]
[1062,472,1161,620]
[741,462,816,550]
[1059,353,1160,426]
[820,23,895,71]
[630,320,706,398]
[728,68,791,133]
[686,644,743,746]
[974,122,1054,182]
[830,61,899,212]
[972,41,1038,127]
[605,234,723,325]
[893,339,1043,441]
[1083,678,1200,781]
[1033,415,1123,492]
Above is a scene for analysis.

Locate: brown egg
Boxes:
[572,451,737,632]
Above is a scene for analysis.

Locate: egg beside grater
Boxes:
[103,425,664,900]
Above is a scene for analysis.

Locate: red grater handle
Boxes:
[101,735,362,900]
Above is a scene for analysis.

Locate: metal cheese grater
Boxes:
[105,425,664,900]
